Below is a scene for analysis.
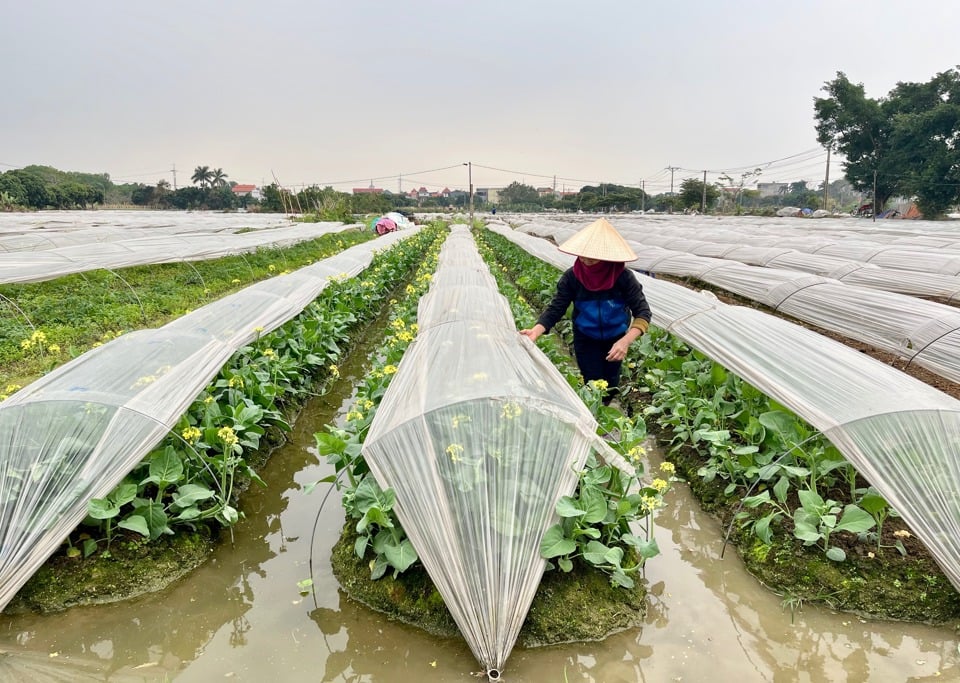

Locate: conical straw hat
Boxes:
[557,218,637,262]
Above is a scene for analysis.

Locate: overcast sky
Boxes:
[3,1,958,196]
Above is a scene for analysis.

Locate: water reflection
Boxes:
[0,376,957,681]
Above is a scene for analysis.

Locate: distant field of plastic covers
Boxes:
[515,216,960,386]
[0,226,417,611]
[488,217,960,598]
[0,210,358,284]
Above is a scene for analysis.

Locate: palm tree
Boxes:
[211,168,228,188]
[191,166,213,188]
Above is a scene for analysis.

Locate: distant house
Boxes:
[537,187,556,198]
[231,184,262,200]
[353,187,384,195]
[475,188,500,204]
[757,182,789,198]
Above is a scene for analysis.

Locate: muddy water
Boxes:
[0,369,958,681]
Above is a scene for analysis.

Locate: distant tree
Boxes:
[813,69,960,216]
[191,165,213,188]
[498,182,540,209]
[678,178,719,211]
[211,168,229,188]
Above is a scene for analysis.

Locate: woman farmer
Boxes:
[520,218,651,404]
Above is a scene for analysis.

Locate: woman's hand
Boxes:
[519,323,546,342]
[607,327,643,361]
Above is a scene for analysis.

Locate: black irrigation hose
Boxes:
[307,466,350,608]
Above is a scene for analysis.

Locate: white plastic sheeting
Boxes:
[0,212,359,284]
[362,226,625,676]
[486,220,960,596]
[514,218,960,387]
[0,227,418,612]
[609,217,960,302]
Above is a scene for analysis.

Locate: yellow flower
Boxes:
[4,384,21,393]
[203,396,215,405]
[628,445,646,463]
[397,331,414,343]
[232,278,242,284]
[363,399,374,411]
[445,443,464,463]
[390,318,406,330]
[651,478,669,493]
[346,410,364,422]
[405,284,415,294]
[262,348,275,358]
[640,494,662,512]
[362,281,373,288]
[501,402,522,420]
[181,426,202,443]
[47,344,60,354]
[218,426,239,447]
[659,461,676,475]
[383,365,398,375]
[329,364,340,378]
[589,379,609,392]
[268,264,276,272]
[452,414,471,429]
[20,339,32,350]
[228,376,245,389]
[92,341,103,348]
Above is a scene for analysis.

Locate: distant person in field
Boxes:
[519,218,651,405]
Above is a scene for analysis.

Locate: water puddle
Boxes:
[0,359,957,681]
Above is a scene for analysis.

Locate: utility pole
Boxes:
[667,165,679,214]
[823,147,831,210]
[171,163,177,190]
[398,173,402,194]
[463,161,473,226]
[701,170,707,214]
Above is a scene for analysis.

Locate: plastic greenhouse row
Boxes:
[362,225,628,678]
[514,219,960,387]
[0,227,418,611]
[485,220,960,597]
[0,210,299,251]
[613,216,960,301]
[0,218,360,285]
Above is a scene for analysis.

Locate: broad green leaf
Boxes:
[172,484,215,508]
[384,539,418,573]
[556,496,585,518]
[558,557,573,573]
[583,540,612,566]
[580,485,608,524]
[118,514,150,537]
[540,525,576,558]
[87,498,120,520]
[826,547,846,562]
[797,488,824,511]
[835,505,876,533]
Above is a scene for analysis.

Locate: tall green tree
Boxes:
[678,178,719,211]
[814,68,960,216]
[191,166,213,188]
[498,181,540,209]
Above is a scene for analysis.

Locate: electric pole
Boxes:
[701,170,707,214]
[822,147,831,210]
[667,165,679,214]
[171,163,177,190]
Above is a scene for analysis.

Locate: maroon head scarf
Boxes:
[573,257,625,291]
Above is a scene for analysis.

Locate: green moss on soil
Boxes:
[330,524,646,646]
[647,425,960,625]
[5,530,216,614]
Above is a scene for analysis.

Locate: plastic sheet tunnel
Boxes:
[361,226,625,677]
[487,219,960,599]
